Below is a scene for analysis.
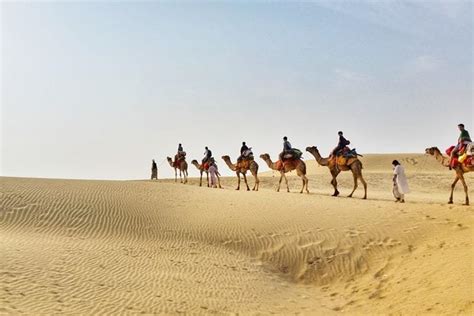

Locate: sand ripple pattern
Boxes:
[1,175,472,314]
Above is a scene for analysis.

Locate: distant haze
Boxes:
[1,1,472,179]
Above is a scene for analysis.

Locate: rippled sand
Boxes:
[1,154,472,314]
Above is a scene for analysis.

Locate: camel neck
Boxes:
[224,158,237,171]
[264,159,276,170]
[434,151,449,167]
[311,151,329,166]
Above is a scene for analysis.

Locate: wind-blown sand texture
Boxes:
[1,154,472,314]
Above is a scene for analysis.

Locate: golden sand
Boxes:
[1,154,472,314]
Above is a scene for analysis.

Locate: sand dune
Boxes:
[1,154,473,314]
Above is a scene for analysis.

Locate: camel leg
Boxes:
[217,174,222,189]
[300,177,304,194]
[206,171,210,187]
[449,176,459,204]
[304,175,309,193]
[179,169,183,183]
[252,172,260,191]
[330,169,340,197]
[359,175,367,199]
[277,173,283,192]
[348,171,358,198]
[236,171,241,190]
[243,173,250,191]
[184,170,188,184]
[199,171,203,187]
[174,168,177,183]
[284,173,290,193]
[459,174,469,205]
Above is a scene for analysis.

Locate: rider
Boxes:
[331,131,350,157]
[177,143,185,159]
[237,141,249,162]
[279,136,292,160]
[202,146,212,165]
[450,124,472,168]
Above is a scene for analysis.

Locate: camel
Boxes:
[191,160,222,188]
[425,147,473,205]
[221,155,260,191]
[259,154,309,193]
[167,156,188,184]
[306,146,367,199]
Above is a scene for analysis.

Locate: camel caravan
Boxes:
[159,124,473,205]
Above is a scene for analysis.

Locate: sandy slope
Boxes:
[1,154,473,314]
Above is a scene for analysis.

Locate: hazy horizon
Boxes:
[1,1,473,180]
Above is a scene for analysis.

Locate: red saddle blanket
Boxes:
[446,145,466,156]
[446,146,473,167]
[275,159,298,171]
[173,156,184,168]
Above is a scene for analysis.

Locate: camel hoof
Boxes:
[363,197,367,200]
[235,188,239,190]
[347,195,353,198]
[247,188,250,191]
[448,201,453,204]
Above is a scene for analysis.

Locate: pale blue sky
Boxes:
[1,1,473,179]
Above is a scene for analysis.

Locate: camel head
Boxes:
[425,147,440,156]
[306,146,319,154]
[259,153,270,161]
[191,159,199,165]
[221,155,230,161]
[167,157,172,162]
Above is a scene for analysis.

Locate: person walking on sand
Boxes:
[208,159,218,188]
[392,160,409,203]
[151,159,158,180]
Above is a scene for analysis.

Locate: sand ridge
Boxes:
[1,154,473,314]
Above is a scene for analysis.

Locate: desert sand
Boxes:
[1,154,473,314]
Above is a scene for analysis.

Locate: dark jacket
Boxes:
[338,136,350,147]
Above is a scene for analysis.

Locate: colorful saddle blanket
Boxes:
[337,147,359,158]
[275,159,299,171]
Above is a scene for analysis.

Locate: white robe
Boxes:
[393,165,410,194]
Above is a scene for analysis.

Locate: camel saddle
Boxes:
[275,159,299,171]
[173,154,185,167]
[337,146,359,158]
[237,158,252,170]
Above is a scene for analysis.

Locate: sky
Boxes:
[1,1,473,180]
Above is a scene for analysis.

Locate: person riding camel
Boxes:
[331,131,350,157]
[237,141,250,162]
[202,146,212,166]
[279,136,292,160]
[177,143,185,159]
[450,124,472,169]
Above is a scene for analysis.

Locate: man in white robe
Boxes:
[392,160,409,203]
